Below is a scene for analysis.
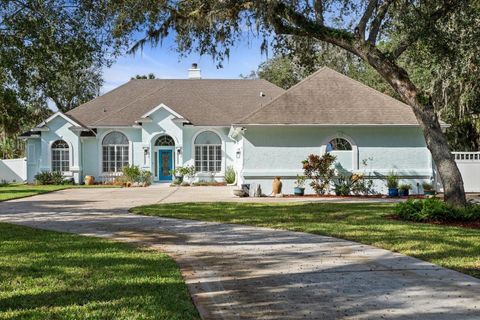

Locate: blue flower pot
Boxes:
[294,187,305,196]
[399,189,409,197]
[388,188,399,197]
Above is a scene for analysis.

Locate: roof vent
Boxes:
[260,91,265,97]
[188,63,202,79]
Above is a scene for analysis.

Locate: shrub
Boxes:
[351,177,375,196]
[333,175,352,196]
[225,166,236,184]
[386,171,399,189]
[399,184,412,191]
[35,171,65,185]
[422,182,434,191]
[395,198,480,222]
[122,165,141,183]
[295,175,307,188]
[333,173,375,196]
[302,153,336,195]
[140,170,153,186]
[182,165,196,181]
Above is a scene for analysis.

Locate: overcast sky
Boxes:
[101,36,269,94]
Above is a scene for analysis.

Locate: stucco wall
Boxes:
[240,126,433,195]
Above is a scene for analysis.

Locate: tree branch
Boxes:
[356,0,377,40]
[270,2,357,55]
[367,0,393,44]
[314,0,324,25]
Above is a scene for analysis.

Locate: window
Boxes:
[194,131,222,172]
[51,140,69,172]
[155,135,175,146]
[102,132,129,173]
[326,138,352,152]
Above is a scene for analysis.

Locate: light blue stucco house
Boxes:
[21,66,440,194]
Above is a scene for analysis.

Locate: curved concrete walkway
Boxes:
[0,186,479,319]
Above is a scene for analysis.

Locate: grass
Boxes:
[131,202,480,279]
[0,223,199,320]
[0,184,120,202]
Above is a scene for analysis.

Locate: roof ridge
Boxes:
[91,81,174,126]
[235,67,330,124]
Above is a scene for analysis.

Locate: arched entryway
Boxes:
[153,135,175,182]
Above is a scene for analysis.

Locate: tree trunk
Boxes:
[360,47,466,206]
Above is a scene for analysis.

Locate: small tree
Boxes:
[302,153,336,195]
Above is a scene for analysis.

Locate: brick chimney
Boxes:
[188,63,201,79]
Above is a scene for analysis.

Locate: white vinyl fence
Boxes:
[453,152,480,192]
[0,158,27,183]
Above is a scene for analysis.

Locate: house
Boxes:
[20,65,439,194]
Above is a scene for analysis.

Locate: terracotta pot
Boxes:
[272,177,283,195]
[85,175,95,185]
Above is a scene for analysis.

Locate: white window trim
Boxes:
[191,129,225,175]
[48,139,73,175]
[320,134,358,170]
[98,130,133,175]
[194,144,222,173]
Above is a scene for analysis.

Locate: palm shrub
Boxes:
[35,171,65,185]
[302,153,336,195]
[140,170,153,186]
[386,171,399,189]
[225,166,236,184]
[121,165,141,183]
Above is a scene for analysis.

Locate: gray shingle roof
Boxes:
[67,79,285,126]
[236,67,419,125]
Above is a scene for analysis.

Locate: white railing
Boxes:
[452,152,480,161]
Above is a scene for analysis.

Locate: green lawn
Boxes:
[131,202,480,279]
[0,223,199,320]
[0,184,120,202]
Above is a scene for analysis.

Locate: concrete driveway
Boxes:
[0,186,479,319]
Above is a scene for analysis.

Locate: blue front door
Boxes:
[158,150,173,181]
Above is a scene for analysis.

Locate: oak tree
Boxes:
[109,1,480,205]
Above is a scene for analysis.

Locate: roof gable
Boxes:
[236,67,419,125]
[36,112,85,128]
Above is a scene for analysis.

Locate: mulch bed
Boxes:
[283,194,426,199]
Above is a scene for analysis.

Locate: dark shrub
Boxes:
[35,171,65,185]
[395,198,480,222]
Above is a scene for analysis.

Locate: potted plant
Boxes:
[294,175,306,196]
[170,167,184,184]
[422,182,435,196]
[398,183,411,197]
[386,171,399,197]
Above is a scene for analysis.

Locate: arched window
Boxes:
[155,135,175,146]
[51,140,69,172]
[102,132,129,173]
[194,131,222,172]
[326,138,352,152]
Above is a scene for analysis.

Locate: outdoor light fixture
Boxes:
[176,147,182,155]
[143,146,149,155]
[236,149,241,159]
